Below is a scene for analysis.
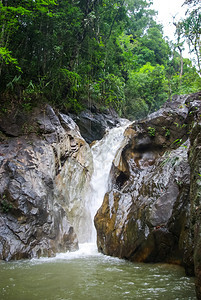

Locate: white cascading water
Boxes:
[55,120,129,258]
[88,120,130,243]
[33,121,130,260]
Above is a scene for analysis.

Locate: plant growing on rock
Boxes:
[0,195,12,213]
[148,126,156,137]
[162,126,170,137]
[165,128,170,137]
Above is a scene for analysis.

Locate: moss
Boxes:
[0,195,12,213]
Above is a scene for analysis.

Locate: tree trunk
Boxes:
[178,46,183,79]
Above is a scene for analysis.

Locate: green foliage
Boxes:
[0,47,21,72]
[0,195,12,213]
[165,129,170,137]
[172,138,183,147]
[124,63,168,119]
[123,97,149,120]
[163,127,170,137]
[102,74,125,112]
[148,126,156,137]
[180,1,201,73]
[168,58,201,95]
[0,0,200,119]
[140,26,170,66]
[59,69,81,98]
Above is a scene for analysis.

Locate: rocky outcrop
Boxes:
[71,107,122,143]
[94,93,201,294]
[188,110,201,298]
[0,105,93,260]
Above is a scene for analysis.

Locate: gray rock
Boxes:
[72,108,124,143]
[95,92,201,275]
[0,105,94,260]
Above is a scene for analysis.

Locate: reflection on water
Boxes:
[0,244,196,300]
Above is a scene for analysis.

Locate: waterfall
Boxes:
[88,120,130,243]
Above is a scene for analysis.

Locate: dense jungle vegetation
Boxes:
[0,0,200,119]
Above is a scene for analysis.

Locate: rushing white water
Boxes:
[30,122,130,260]
[88,120,130,242]
[30,243,100,263]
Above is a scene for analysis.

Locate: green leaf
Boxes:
[0,47,22,72]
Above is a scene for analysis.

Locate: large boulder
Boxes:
[72,108,123,143]
[0,105,93,260]
[95,93,201,280]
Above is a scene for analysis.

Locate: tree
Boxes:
[170,58,201,95]
[173,21,185,83]
[125,0,156,37]
[0,0,200,119]
[140,26,171,66]
[180,0,201,73]
[124,63,168,119]
[0,1,56,71]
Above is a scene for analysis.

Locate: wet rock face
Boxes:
[189,116,201,298]
[95,93,201,275]
[95,144,190,264]
[0,105,93,260]
[72,108,122,144]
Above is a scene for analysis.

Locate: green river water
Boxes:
[0,243,196,300]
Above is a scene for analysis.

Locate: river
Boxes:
[0,121,197,299]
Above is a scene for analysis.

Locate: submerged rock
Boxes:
[0,105,93,260]
[95,93,201,289]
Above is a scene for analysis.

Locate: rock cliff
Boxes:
[0,105,93,260]
[94,92,201,297]
[189,110,201,299]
